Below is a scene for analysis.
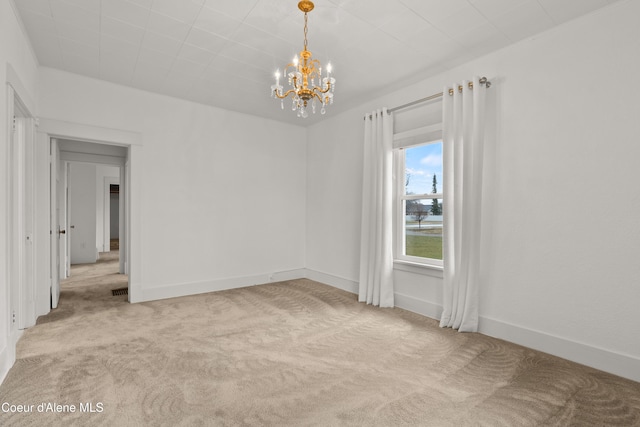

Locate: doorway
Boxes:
[109,183,120,252]
[52,139,129,306]
[35,118,141,313]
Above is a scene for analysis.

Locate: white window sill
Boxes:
[393,260,444,278]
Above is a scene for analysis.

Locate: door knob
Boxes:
[59,229,66,234]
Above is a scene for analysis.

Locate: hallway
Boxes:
[14,250,129,346]
[0,251,130,425]
[58,251,126,291]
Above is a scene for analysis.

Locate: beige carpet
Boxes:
[1,253,639,426]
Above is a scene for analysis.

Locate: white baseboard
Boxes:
[393,295,640,383]
[304,269,359,294]
[400,302,640,383]
[139,274,269,302]
[394,292,443,320]
[0,329,23,386]
[136,268,368,305]
[479,316,640,383]
[270,268,307,283]
[137,269,308,302]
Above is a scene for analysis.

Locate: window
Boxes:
[394,141,443,268]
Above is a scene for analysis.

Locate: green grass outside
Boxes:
[409,227,442,235]
[406,235,443,260]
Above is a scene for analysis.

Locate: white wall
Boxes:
[38,68,308,301]
[307,1,640,381]
[69,163,98,264]
[0,0,40,384]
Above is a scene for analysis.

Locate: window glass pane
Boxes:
[404,142,443,196]
[405,199,443,260]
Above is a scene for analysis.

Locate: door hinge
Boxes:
[12,310,16,324]
[12,115,16,132]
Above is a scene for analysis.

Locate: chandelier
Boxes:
[271,0,335,118]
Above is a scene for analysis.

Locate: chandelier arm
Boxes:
[311,82,332,94]
[274,88,298,99]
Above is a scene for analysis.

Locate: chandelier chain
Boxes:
[303,13,308,51]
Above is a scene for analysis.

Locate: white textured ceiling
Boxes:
[14,0,620,126]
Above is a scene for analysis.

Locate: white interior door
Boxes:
[50,138,61,308]
[62,162,70,278]
[119,163,127,275]
[104,176,120,252]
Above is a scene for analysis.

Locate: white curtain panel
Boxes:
[359,108,394,307]
[440,77,487,332]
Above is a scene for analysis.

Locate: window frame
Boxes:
[393,137,444,270]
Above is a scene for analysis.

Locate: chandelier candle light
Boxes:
[271,0,335,118]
